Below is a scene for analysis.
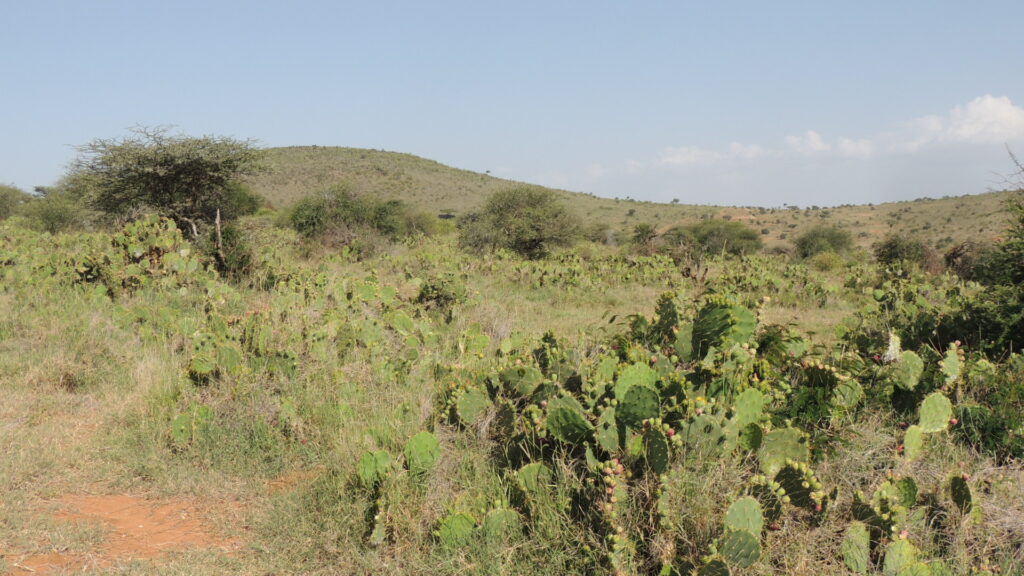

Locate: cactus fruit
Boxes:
[950,475,972,514]
[404,431,441,476]
[357,450,393,489]
[882,538,918,576]
[454,388,492,426]
[438,512,476,547]
[757,427,810,476]
[644,426,671,474]
[698,559,731,576]
[903,425,924,461]
[718,529,761,569]
[616,384,661,429]
[724,497,764,535]
[775,462,824,510]
[499,365,544,397]
[840,521,871,573]
[918,393,953,433]
[546,396,595,444]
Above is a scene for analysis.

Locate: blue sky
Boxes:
[3,1,1024,206]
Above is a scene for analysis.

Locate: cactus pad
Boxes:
[616,384,661,429]
[950,475,972,514]
[698,559,732,576]
[595,407,621,452]
[683,414,726,453]
[732,388,767,427]
[438,512,476,547]
[357,450,393,489]
[499,365,544,397]
[455,388,492,426]
[483,508,521,542]
[940,344,961,385]
[718,529,761,569]
[546,396,594,444]
[758,427,809,476]
[903,425,924,461]
[882,538,918,576]
[889,351,924,390]
[841,521,870,573]
[644,427,671,474]
[404,431,441,476]
[918,392,953,433]
[516,462,552,495]
[724,496,763,535]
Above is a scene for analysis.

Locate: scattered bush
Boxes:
[793,224,852,258]
[458,187,579,259]
[0,184,31,220]
[19,189,90,234]
[289,184,436,249]
[873,234,930,268]
[665,219,762,257]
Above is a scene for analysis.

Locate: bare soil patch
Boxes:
[3,494,238,575]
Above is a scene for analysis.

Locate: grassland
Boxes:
[247,146,1013,251]
[1,206,1022,575]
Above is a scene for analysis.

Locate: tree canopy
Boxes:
[457,187,579,259]
[71,127,263,233]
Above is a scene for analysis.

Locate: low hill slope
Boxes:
[247,146,1014,251]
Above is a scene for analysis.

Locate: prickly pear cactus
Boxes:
[731,388,767,427]
[918,392,953,433]
[499,365,544,397]
[437,512,476,547]
[482,507,521,542]
[454,387,492,426]
[939,343,962,385]
[887,350,924,391]
[644,425,671,474]
[718,528,761,569]
[882,538,918,576]
[357,450,393,489]
[692,295,757,359]
[516,462,552,495]
[757,427,810,476]
[683,413,726,454]
[950,474,973,514]
[404,431,441,476]
[903,425,924,461]
[699,558,731,576]
[841,521,871,574]
[775,461,825,510]
[595,406,621,452]
[616,384,661,429]
[724,496,763,535]
[546,396,594,444]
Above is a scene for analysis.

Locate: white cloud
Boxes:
[785,130,831,154]
[897,95,1024,152]
[657,145,722,167]
[837,137,873,158]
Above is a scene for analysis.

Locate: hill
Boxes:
[247,146,1015,251]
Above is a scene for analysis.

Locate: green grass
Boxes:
[247,146,1015,252]
[1,214,1022,575]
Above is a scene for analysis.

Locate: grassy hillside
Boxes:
[247,146,1014,252]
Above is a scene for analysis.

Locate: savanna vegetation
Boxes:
[1,132,1022,576]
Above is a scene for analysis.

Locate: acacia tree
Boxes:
[458,187,579,259]
[71,127,263,235]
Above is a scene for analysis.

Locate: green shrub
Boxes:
[19,190,89,234]
[458,187,579,259]
[289,184,433,244]
[0,184,31,220]
[794,225,852,258]
[665,219,762,257]
[873,234,929,267]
